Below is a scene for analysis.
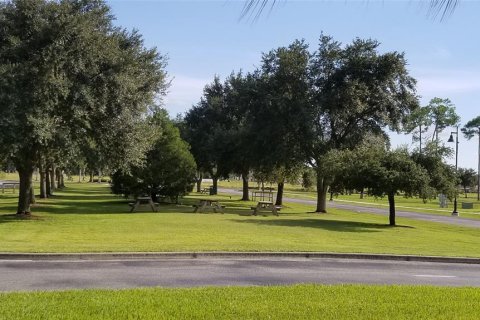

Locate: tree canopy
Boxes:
[0,0,168,214]
[111,110,197,201]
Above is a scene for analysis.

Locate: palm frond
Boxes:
[240,0,276,22]
[239,0,460,21]
[429,0,459,20]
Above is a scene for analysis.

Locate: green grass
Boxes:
[1,183,480,257]
[217,179,480,219]
[1,284,480,319]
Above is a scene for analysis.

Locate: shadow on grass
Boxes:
[0,213,46,224]
[233,218,414,233]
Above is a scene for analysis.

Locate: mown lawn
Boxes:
[217,179,480,219]
[0,183,479,257]
[1,284,480,319]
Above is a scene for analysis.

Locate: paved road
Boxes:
[1,257,480,291]
[219,188,480,228]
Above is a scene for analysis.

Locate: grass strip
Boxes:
[1,284,479,319]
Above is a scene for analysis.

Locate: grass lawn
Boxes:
[1,183,480,257]
[217,179,480,219]
[1,284,480,319]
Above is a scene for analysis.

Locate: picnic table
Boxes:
[193,199,224,213]
[251,201,280,216]
[251,190,275,202]
[129,196,158,213]
[0,181,20,194]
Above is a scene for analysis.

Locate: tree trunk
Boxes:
[315,171,329,213]
[151,191,158,203]
[50,164,57,191]
[276,180,284,206]
[196,173,203,193]
[329,190,334,201]
[388,192,396,226]
[39,163,47,199]
[61,170,65,188]
[17,167,34,214]
[465,187,468,198]
[360,188,364,199]
[212,176,218,195]
[241,173,249,201]
[29,181,35,205]
[89,171,93,183]
[46,168,52,196]
[78,168,82,183]
[56,168,64,189]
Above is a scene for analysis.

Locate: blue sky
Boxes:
[107,0,479,170]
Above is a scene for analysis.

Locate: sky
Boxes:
[106,0,479,170]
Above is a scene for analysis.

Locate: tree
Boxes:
[404,106,432,154]
[250,39,311,205]
[221,72,259,200]
[457,168,477,198]
[410,141,457,201]
[461,116,480,200]
[0,0,167,214]
[343,146,430,226]
[306,34,419,213]
[183,76,229,196]
[111,110,197,201]
[426,97,460,144]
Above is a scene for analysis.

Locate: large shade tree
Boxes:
[183,76,231,195]
[306,34,419,213]
[342,145,430,226]
[252,40,311,205]
[0,0,167,214]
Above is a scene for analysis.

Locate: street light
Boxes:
[448,126,459,216]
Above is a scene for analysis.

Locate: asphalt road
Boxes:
[1,257,480,292]
[219,188,480,228]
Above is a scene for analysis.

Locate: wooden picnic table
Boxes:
[193,199,224,213]
[129,196,158,213]
[251,201,280,216]
[251,190,275,202]
[0,181,20,194]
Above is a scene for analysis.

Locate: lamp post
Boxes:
[448,126,459,216]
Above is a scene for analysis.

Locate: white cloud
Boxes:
[414,68,480,96]
[163,75,210,116]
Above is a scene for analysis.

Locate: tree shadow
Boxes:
[0,213,46,224]
[233,218,414,233]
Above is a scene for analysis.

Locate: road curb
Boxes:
[1,252,480,264]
